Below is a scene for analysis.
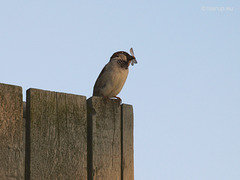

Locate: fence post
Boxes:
[87,97,121,180]
[121,104,134,180]
[26,88,87,179]
[0,83,24,179]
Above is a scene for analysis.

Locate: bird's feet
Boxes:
[101,95,122,106]
[113,96,122,105]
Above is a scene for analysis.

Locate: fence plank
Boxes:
[87,97,121,180]
[0,83,24,179]
[121,104,134,180]
[26,88,87,180]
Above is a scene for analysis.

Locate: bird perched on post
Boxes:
[93,48,137,103]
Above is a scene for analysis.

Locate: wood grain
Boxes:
[0,83,24,180]
[87,97,121,180]
[26,88,87,180]
[121,104,134,180]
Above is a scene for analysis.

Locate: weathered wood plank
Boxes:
[0,83,24,179]
[87,97,121,180]
[26,88,87,180]
[121,104,134,180]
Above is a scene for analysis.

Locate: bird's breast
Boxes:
[108,68,129,96]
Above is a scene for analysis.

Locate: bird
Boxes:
[93,48,137,104]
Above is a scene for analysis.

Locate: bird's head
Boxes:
[110,48,137,67]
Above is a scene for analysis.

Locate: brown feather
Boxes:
[93,65,107,96]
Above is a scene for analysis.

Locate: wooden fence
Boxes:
[0,83,134,180]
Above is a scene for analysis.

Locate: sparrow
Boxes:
[93,48,137,103]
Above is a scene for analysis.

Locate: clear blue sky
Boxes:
[1,1,240,179]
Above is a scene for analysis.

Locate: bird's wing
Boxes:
[93,64,109,96]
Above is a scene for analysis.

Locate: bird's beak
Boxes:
[127,57,137,67]
[131,57,137,66]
